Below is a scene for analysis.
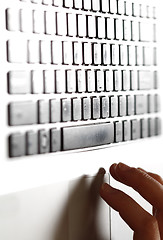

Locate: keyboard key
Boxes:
[26,131,38,155]
[101,0,109,12]
[147,94,155,113]
[82,98,91,120]
[131,119,140,140]
[33,10,44,33]
[50,128,61,152]
[138,70,153,90]
[119,45,127,66]
[63,41,72,65]
[53,0,62,7]
[72,98,82,121]
[83,42,92,65]
[76,70,86,93]
[55,70,66,93]
[96,70,104,92]
[56,12,67,36]
[148,118,156,137]
[143,46,154,66]
[32,71,44,93]
[73,42,83,65]
[50,99,61,123]
[62,123,114,151]
[38,100,50,124]
[8,71,31,94]
[131,21,139,41]
[6,8,20,31]
[67,13,77,37]
[118,96,126,116]
[118,0,124,15]
[124,1,132,16]
[20,9,33,32]
[111,44,119,65]
[28,40,40,63]
[128,45,135,65]
[106,18,115,39]
[156,118,162,136]
[87,15,96,38]
[101,97,109,118]
[113,70,122,91]
[97,17,106,39]
[52,41,62,64]
[86,70,95,92]
[123,20,131,40]
[93,43,101,65]
[43,70,55,94]
[115,19,123,40]
[123,120,131,141]
[62,99,71,122]
[102,43,110,65]
[45,10,56,34]
[38,129,50,154]
[83,0,91,10]
[135,46,143,65]
[9,133,26,157]
[40,40,52,64]
[9,101,37,126]
[109,0,117,14]
[7,39,27,63]
[105,70,113,92]
[66,70,76,93]
[64,0,73,8]
[140,118,148,138]
[114,122,123,143]
[74,0,82,9]
[127,95,135,116]
[135,95,147,115]
[115,121,123,143]
[130,70,138,90]
[155,94,161,113]
[77,14,86,37]
[110,96,118,117]
[139,22,153,42]
[92,0,100,11]
[122,70,130,90]
[92,97,100,119]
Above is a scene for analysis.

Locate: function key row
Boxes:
[9,117,161,158]
[8,70,157,95]
[6,9,156,42]
[8,94,160,126]
[7,39,157,66]
[19,0,157,19]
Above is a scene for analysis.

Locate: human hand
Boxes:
[100,163,163,240]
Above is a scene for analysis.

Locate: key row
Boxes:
[8,69,157,95]
[9,117,161,158]
[7,39,157,67]
[8,94,160,126]
[19,0,157,19]
[6,8,156,43]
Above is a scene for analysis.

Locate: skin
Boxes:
[100,162,163,240]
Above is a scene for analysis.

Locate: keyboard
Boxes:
[3,0,161,158]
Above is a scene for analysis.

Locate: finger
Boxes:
[110,163,163,211]
[100,183,160,240]
[137,168,163,185]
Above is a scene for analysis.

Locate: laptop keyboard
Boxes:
[5,0,161,158]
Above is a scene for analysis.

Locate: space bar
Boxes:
[62,123,114,151]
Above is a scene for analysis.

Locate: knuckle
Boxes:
[142,216,158,231]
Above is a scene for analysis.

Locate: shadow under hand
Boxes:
[53,168,110,240]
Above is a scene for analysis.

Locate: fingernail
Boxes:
[117,162,130,171]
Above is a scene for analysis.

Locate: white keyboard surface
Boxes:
[2,0,161,158]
